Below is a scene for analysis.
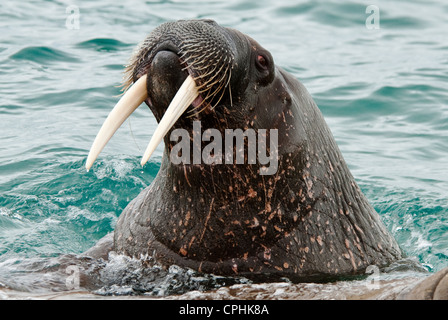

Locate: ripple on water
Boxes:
[9,46,80,65]
[76,38,132,52]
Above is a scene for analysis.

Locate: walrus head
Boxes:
[87,19,402,282]
[86,19,273,169]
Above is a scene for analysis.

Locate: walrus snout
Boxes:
[125,19,235,96]
[146,50,189,122]
[86,20,240,169]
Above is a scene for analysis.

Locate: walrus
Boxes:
[86,19,402,282]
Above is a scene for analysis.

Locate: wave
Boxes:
[316,83,448,123]
[9,46,80,65]
[76,38,132,52]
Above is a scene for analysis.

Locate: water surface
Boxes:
[0,0,447,295]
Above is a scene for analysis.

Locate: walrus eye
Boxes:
[256,54,268,70]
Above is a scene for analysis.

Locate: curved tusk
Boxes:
[140,75,199,166]
[86,75,148,171]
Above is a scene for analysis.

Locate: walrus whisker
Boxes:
[189,53,210,66]
[186,93,209,117]
[211,71,231,110]
[190,71,230,116]
[192,62,219,73]
[187,101,209,118]
[187,75,227,116]
[228,76,233,107]
[192,90,218,115]
[200,67,229,94]
[208,73,228,101]
[188,61,232,115]
[192,64,218,81]
[197,73,223,92]
[181,53,202,66]
[224,66,232,90]
[191,63,220,79]
[197,79,223,103]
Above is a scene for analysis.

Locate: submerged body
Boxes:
[87,19,402,282]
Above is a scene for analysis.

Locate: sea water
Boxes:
[0,0,447,295]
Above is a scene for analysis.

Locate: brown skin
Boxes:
[112,20,402,282]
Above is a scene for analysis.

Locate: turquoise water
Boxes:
[0,0,447,290]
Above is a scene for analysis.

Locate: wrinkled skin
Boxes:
[112,19,402,282]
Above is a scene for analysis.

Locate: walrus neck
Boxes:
[290,125,403,273]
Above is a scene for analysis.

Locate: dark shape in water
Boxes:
[87,19,403,283]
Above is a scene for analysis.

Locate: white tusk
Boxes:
[86,75,148,171]
[140,75,199,166]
